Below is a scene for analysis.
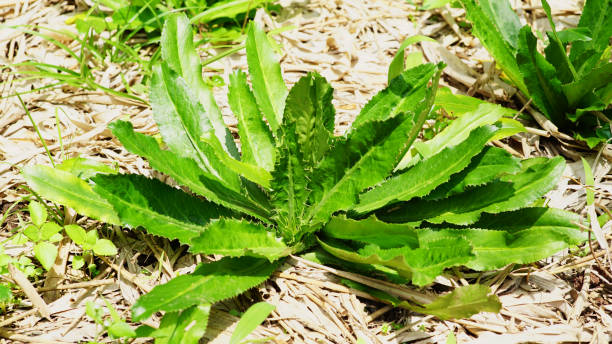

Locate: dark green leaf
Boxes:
[147,304,210,344]
[189,218,290,261]
[569,0,612,75]
[388,36,436,83]
[318,236,473,286]
[109,121,270,221]
[407,284,501,320]
[516,26,569,127]
[354,125,497,214]
[353,63,437,128]
[92,173,230,244]
[246,23,288,132]
[132,257,278,321]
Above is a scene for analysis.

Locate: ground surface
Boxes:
[0,0,611,343]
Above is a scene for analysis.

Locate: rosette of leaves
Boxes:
[459,0,612,147]
[23,13,586,341]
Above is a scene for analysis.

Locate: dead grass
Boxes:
[0,0,611,343]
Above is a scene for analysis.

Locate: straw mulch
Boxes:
[0,0,610,343]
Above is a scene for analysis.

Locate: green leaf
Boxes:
[354,125,497,214]
[93,239,118,256]
[200,131,273,188]
[56,157,117,179]
[72,255,85,270]
[434,87,516,117]
[92,173,230,244]
[308,70,440,226]
[0,285,12,303]
[189,218,290,261]
[34,242,57,271]
[149,304,210,344]
[318,236,473,286]
[282,72,335,168]
[228,70,275,171]
[353,63,437,128]
[161,13,238,158]
[460,0,526,93]
[230,302,275,344]
[582,158,595,206]
[407,284,501,320]
[40,222,62,241]
[426,146,521,200]
[562,62,612,108]
[246,23,288,132]
[516,26,569,127]
[411,103,506,161]
[191,0,271,23]
[109,121,269,221]
[64,224,87,246]
[476,0,522,49]
[28,201,47,227]
[557,27,593,44]
[308,114,417,226]
[150,63,241,190]
[380,157,566,225]
[131,257,278,321]
[23,224,41,242]
[569,0,612,75]
[388,36,436,83]
[323,215,419,249]
[270,73,336,239]
[420,0,451,10]
[22,165,120,225]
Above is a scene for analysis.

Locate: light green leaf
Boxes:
[388,36,436,83]
[72,255,85,270]
[228,70,275,171]
[161,13,238,158]
[109,121,270,221]
[93,239,118,256]
[426,146,521,200]
[421,0,451,9]
[380,157,566,225]
[0,285,12,303]
[413,103,506,161]
[150,63,241,190]
[407,284,501,320]
[23,224,41,242]
[190,0,271,23]
[246,23,288,132]
[318,237,473,286]
[56,157,117,179]
[189,218,290,261]
[434,87,516,117]
[34,242,57,271]
[92,173,230,244]
[230,302,275,344]
[64,224,87,246]
[459,0,526,93]
[148,304,211,344]
[22,165,120,225]
[352,63,437,129]
[28,201,47,227]
[582,157,595,206]
[40,222,62,241]
[132,257,278,321]
[354,125,497,214]
[200,132,273,188]
[323,215,419,249]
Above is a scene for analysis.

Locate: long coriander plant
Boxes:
[23,13,586,341]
